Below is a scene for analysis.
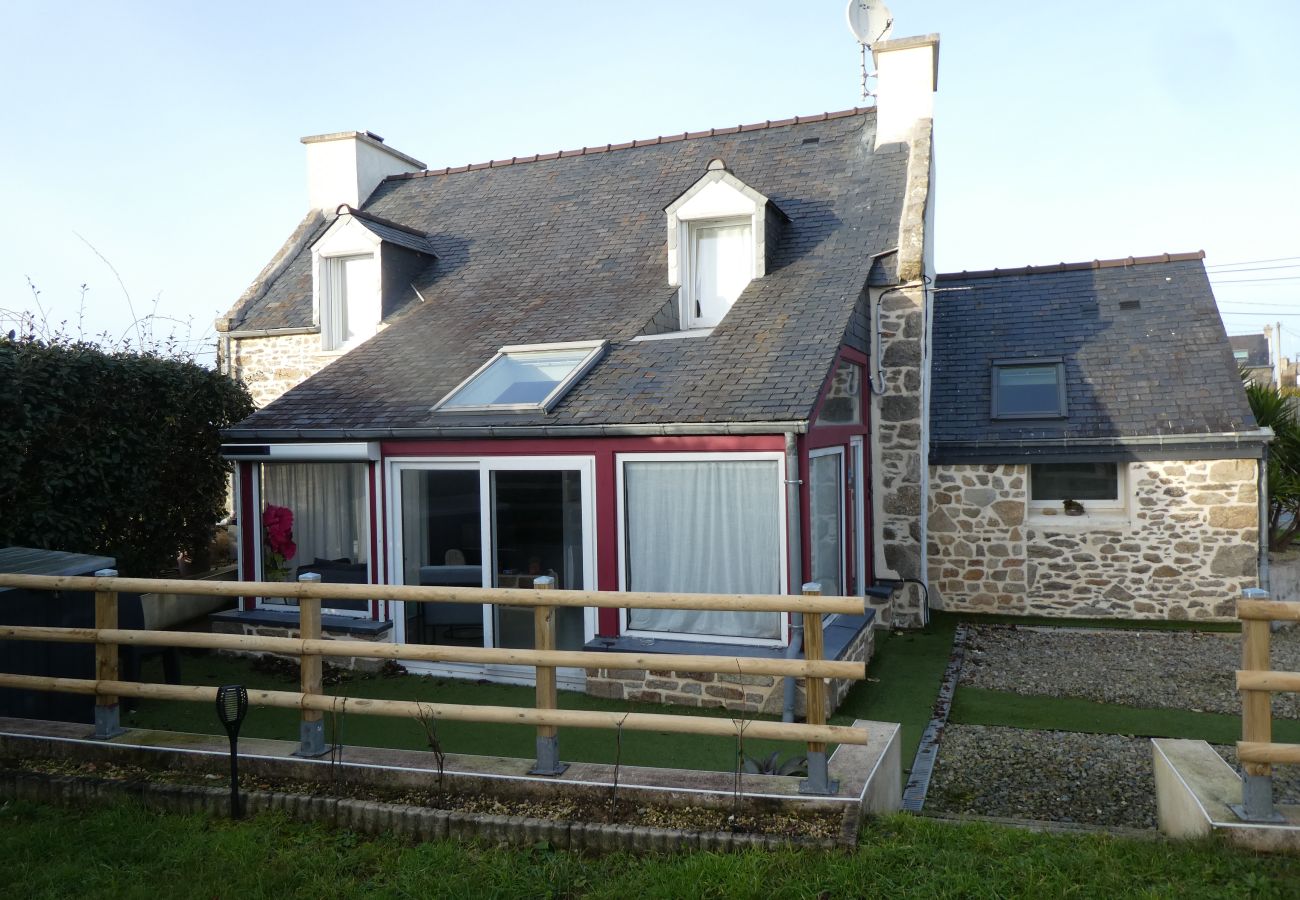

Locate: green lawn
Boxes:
[3,800,1296,899]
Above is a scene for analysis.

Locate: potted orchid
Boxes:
[262,504,298,581]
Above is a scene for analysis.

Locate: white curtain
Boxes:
[691,223,752,326]
[625,460,781,640]
[263,462,368,569]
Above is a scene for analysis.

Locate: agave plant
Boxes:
[742,751,808,777]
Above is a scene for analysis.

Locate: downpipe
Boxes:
[783,432,804,723]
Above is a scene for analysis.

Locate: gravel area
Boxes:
[959,625,1300,719]
[927,724,1300,830]
[926,724,1158,829]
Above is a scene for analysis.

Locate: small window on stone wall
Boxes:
[1029,462,1127,520]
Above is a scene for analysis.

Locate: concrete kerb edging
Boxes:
[0,717,904,853]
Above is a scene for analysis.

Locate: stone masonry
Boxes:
[584,625,874,718]
[222,332,336,409]
[927,460,1259,620]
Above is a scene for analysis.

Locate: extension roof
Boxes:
[222,108,909,439]
[930,253,1262,464]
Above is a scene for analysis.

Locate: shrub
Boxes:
[0,336,253,575]
[1244,378,1300,551]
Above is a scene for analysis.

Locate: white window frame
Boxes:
[1028,462,1131,524]
[850,436,867,596]
[616,451,789,647]
[385,455,597,688]
[808,446,847,600]
[318,252,381,352]
[431,341,608,414]
[680,217,755,330]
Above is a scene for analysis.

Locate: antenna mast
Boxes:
[845,0,895,103]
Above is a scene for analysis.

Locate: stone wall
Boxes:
[584,625,874,717]
[223,333,336,409]
[927,459,1260,620]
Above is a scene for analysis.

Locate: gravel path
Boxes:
[926,724,1300,830]
[959,625,1300,719]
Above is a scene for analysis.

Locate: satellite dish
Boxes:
[845,0,894,47]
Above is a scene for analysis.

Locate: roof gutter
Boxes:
[220,420,811,442]
[933,427,1274,452]
[218,325,319,339]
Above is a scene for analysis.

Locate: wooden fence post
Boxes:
[529,576,566,775]
[93,569,124,739]
[1237,593,1281,821]
[800,582,837,795]
[295,573,328,757]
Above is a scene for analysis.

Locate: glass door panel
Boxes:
[491,469,586,651]
[399,467,484,646]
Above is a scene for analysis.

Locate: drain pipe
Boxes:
[783,432,804,723]
[1259,444,1271,593]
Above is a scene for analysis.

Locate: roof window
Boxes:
[991,359,1066,419]
[433,341,607,414]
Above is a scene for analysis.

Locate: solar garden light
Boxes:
[215,684,249,819]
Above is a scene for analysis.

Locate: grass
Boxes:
[952,687,1300,745]
[2,800,1297,899]
[124,653,803,773]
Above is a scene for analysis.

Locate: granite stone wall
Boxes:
[927,460,1260,620]
[224,333,335,409]
[584,625,874,717]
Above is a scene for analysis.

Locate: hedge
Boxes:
[0,337,254,576]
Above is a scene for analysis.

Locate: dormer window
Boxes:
[686,220,753,328]
[320,253,378,350]
[311,205,437,353]
[663,159,785,333]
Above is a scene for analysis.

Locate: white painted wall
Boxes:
[303,132,425,211]
[873,36,939,149]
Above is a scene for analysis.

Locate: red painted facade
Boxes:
[233,344,872,645]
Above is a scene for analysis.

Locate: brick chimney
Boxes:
[301,131,426,211]
[872,34,940,149]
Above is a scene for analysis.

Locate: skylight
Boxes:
[433,341,607,413]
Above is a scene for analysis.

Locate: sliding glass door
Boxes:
[389,457,595,684]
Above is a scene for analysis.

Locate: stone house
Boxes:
[214,36,942,713]
[927,255,1270,619]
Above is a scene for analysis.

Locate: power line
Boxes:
[1205,255,1300,268]
[1209,275,1300,284]
[1216,301,1300,309]
[1203,263,1300,274]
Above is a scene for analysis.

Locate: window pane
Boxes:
[401,468,484,646]
[809,453,843,596]
[995,364,1061,416]
[691,222,752,326]
[262,462,369,612]
[1031,463,1119,501]
[625,460,781,640]
[443,348,594,409]
[817,361,862,425]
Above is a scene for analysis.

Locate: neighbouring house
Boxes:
[214,36,942,713]
[1231,331,1274,386]
[927,254,1270,619]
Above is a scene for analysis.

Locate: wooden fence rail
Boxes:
[0,572,867,794]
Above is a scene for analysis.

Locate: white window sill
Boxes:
[1028,508,1131,530]
[630,328,714,343]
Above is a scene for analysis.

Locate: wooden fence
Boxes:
[0,571,868,793]
[1236,594,1300,819]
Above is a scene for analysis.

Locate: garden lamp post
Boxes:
[215,684,249,819]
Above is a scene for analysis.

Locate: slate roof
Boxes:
[1229,333,1270,369]
[930,253,1261,463]
[223,108,909,438]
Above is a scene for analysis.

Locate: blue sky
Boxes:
[2,1,1297,365]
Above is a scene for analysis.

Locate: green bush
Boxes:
[0,337,253,576]
[1244,378,1300,551]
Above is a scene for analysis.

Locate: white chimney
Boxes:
[872,34,940,149]
[300,131,426,211]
